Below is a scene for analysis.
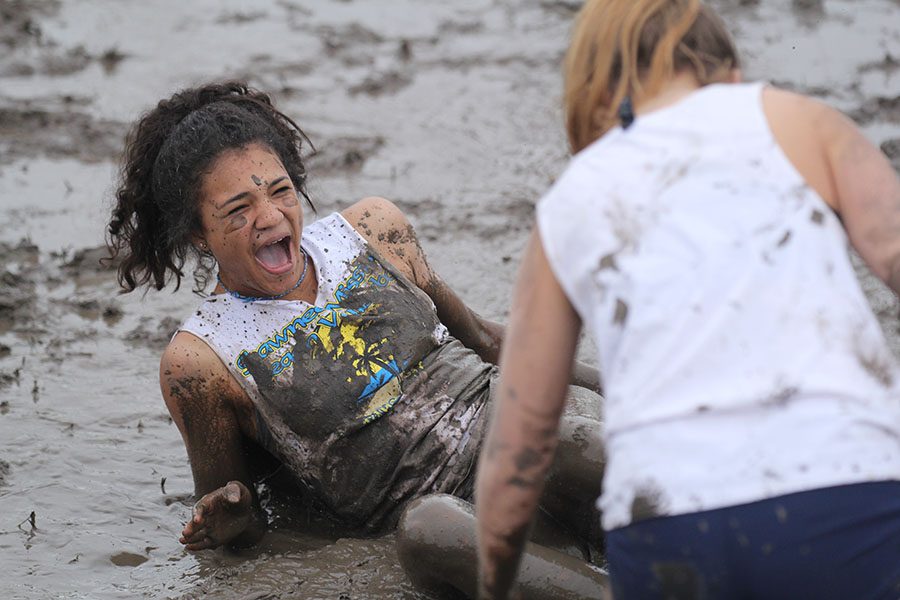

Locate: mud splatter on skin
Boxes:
[480,520,532,600]
[251,174,263,186]
[513,446,543,472]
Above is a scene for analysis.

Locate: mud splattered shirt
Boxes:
[538,82,900,530]
[179,213,494,530]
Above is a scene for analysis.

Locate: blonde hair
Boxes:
[564,0,739,152]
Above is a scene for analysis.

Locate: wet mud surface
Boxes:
[0,0,898,598]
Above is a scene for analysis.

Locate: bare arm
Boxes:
[764,87,900,294]
[342,197,602,394]
[475,230,582,599]
[824,111,900,293]
[343,197,504,364]
[160,332,267,549]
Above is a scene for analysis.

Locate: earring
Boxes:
[198,242,207,251]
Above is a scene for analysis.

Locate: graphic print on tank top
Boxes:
[179,213,494,529]
[239,249,446,438]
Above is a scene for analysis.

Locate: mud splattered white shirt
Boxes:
[180,213,494,530]
[537,82,900,530]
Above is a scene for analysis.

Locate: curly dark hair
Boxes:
[107,81,315,294]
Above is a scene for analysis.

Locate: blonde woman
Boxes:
[477,1,900,598]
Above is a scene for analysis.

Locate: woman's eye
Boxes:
[274,186,292,195]
[227,205,246,216]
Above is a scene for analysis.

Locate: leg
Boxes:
[540,410,606,554]
[397,494,609,599]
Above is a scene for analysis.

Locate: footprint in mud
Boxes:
[0,103,127,164]
[348,70,412,97]
[126,317,181,349]
[0,241,39,329]
[306,136,385,175]
[109,551,149,567]
[58,298,124,325]
[850,95,900,126]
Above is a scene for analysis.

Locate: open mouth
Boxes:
[255,235,294,274]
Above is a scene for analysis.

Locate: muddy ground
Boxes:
[0,0,898,598]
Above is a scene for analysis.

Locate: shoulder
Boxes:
[160,331,247,417]
[761,85,835,125]
[761,85,855,148]
[341,196,412,238]
[761,85,853,209]
[340,197,421,281]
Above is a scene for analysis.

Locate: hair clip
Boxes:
[618,95,635,130]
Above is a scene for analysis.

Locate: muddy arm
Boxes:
[820,108,900,295]
[476,230,582,599]
[160,332,267,549]
[343,197,505,364]
[764,88,900,296]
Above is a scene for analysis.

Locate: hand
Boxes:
[179,481,253,551]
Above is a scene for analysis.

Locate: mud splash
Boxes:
[0,0,897,598]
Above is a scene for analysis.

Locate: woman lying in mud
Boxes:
[106,81,607,599]
[477,0,900,598]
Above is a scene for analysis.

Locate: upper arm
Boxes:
[819,104,900,287]
[499,229,582,419]
[160,332,255,496]
[342,197,504,360]
[764,87,900,288]
[341,197,424,282]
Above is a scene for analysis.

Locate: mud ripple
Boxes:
[348,70,413,97]
[126,316,181,349]
[0,0,59,50]
[0,240,39,329]
[882,138,900,173]
[850,94,900,125]
[0,100,126,164]
[307,136,385,175]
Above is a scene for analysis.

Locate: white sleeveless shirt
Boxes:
[537,82,900,530]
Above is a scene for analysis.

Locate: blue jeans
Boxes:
[606,481,900,600]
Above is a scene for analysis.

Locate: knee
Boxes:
[396,494,477,596]
[397,493,475,558]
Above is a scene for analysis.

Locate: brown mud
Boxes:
[0,0,898,599]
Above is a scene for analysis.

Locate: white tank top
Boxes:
[537,82,900,530]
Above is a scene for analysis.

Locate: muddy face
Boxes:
[198,144,307,299]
